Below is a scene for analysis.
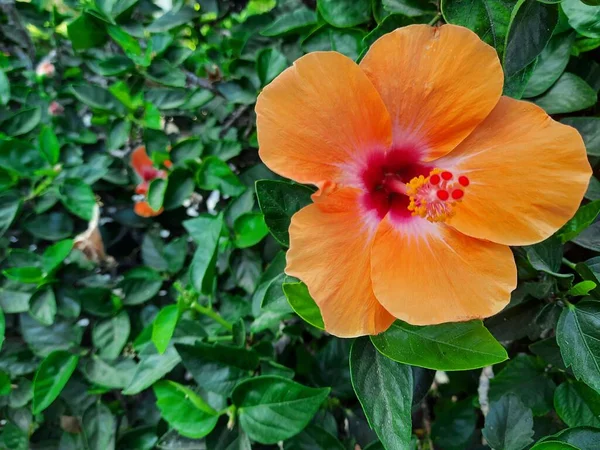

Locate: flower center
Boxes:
[360,150,469,225]
[406,169,470,222]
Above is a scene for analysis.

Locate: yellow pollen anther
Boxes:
[406,169,469,223]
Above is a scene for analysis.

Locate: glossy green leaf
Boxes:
[534,73,597,114]
[256,180,314,247]
[196,156,245,197]
[0,192,21,237]
[261,9,318,36]
[59,178,96,221]
[283,281,325,330]
[318,0,371,28]
[350,338,413,450]
[153,380,219,438]
[554,381,600,427]
[383,0,436,16]
[29,288,57,326]
[233,376,330,444]
[504,0,558,75]
[184,214,223,294]
[482,394,534,450]
[0,308,5,352]
[557,301,600,393]
[562,0,600,38]
[67,12,107,50]
[92,311,131,360]
[119,267,163,305]
[370,320,508,370]
[303,26,366,60]
[524,32,576,98]
[152,305,179,354]
[441,0,517,57]
[147,6,198,32]
[569,281,597,297]
[4,107,41,136]
[122,345,181,395]
[32,350,79,414]
[42,239,73,274]
[234,212,269,248]
[538,427,600,450]
[147,178,167,211]
[39,126,60,165]
[176,342,259,396]
[0,70,9,105]
[70,84,125,113]
[490,354,556,415]
[558,200,600,243]
[82,402,116,450]
[257,48,287,86]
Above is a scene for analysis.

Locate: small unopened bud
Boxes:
[36,61,55,77]
[48,101,64,116]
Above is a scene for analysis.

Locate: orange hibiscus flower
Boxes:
[256,24,592,337]
[131,146,170,217]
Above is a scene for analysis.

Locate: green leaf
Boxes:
[0,70,10,105]
[119,267,163,305]
[82,402,116,450]
[0,192,21,237]
[232,375,330,444]
[482,394,534,450]
[3,266,44,284]
[4,107,41,136]
[441,0,517,57]
[81,356,136,389]
[303,26,366,60]
[554,381,600,427]
[526,235,572,278]
[561,117,600,157]
[524,32,576,98]
[122,345,181,395]
[147,6,198,32]
[257,48,288,86]
[152,305,179,354]
[285,424,345,450]
[162,168,195,210]
[147,178,168,211]
[70,84,125,113]
[530,442,580,450]
[170,138,204,164]
[25,212,73,241]
[558,201,600,243]
[569,281,597,297]
[538,427,600,450]
[87,55,134,76]
[67,12,107,50]
[504,0,558,76]
[196,156,245,197]
[42,239,73,274]
[534,73,597,114]
[32,350,79,414]
[562,0,600,38]
[350,338,413,450]
[256,180,314,247]
[234,212,269,248]
[490,354,556,415]
[261,9,317,36]
[557,301,600,393]
[154,380,218,438]
[383,0,436,16]
[370,320,507,371]
[29,288,57,326]
[92,311,130,360]
[176,342,259,396]
[318,0,372,28]
[283,281,325,330]
[106,120,131,151]
[0,308,5,352]
[39,126,60,165]
[184,214,223,294]
[431,398,477,450]
[59,178,96,221]
[107,26,152,67]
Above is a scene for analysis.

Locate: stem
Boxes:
[562,257,576,270]
[428,13,442,26]
[190,301,233,331]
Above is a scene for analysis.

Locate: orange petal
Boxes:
[286,188,394,337]
[131,146,152,176]
[256,52,392,186]
[442,96,592,246]
[134,201,163,217]
[370,219,516,325]
[360,24,503,161]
